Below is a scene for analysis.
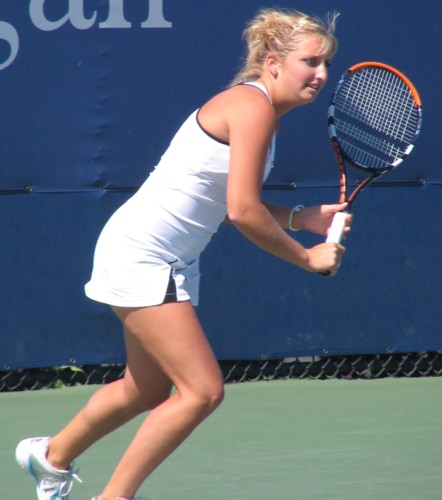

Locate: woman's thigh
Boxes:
[114,302,223,399]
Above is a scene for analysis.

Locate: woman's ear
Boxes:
[266,54,280,78]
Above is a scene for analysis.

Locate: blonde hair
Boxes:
[229,8,339,86]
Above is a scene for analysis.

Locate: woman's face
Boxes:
[277,34,331,107]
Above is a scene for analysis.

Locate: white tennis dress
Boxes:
[85,82,275,307]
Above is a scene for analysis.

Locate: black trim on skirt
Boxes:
[163,269,178,304]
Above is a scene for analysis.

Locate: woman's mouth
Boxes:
[306,83,321,93]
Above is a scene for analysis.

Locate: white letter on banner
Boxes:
[30,0,97,31]
[99,0,131,28]
[69,0,97,29]
[0,21,19,70]
[29,0,69,30]
[141,0,172,28]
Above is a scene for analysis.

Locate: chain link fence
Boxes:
[2,351,442,392]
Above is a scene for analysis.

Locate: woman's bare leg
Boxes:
[47,301,224,499]
[47,334,173,469]
[96,301,224,499]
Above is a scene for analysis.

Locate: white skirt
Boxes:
[84,218,201,308]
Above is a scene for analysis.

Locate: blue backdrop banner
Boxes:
[0,0,440,369]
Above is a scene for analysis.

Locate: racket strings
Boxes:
[339,68,418,140]
[332,67,421,169]
[334,120,400,169]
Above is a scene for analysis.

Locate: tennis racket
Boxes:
[325,61,423,244]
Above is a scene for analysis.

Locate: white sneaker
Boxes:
[16,437,81,499]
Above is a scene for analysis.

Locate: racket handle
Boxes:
[326,211,348,244]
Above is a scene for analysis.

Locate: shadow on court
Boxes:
[2,378,441,499]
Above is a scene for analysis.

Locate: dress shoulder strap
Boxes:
[242,81,272,104]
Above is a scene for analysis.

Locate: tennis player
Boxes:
[16,8,350,500]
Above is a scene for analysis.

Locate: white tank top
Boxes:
[109,82,276,264]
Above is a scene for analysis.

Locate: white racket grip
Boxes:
[326,211,347,244]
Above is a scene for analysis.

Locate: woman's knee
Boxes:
[206,382,225,410]
[190,380,225,417]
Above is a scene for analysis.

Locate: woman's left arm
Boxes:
[263,201,352,237]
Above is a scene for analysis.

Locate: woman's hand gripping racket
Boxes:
[326,62,423,245]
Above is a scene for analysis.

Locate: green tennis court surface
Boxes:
[2,377,441,499]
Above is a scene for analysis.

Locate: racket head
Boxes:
[328,62,423,174]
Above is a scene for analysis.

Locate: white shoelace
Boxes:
[40,466,82,497]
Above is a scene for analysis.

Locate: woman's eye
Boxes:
[304,58,331,68]
[304,58,316,67]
